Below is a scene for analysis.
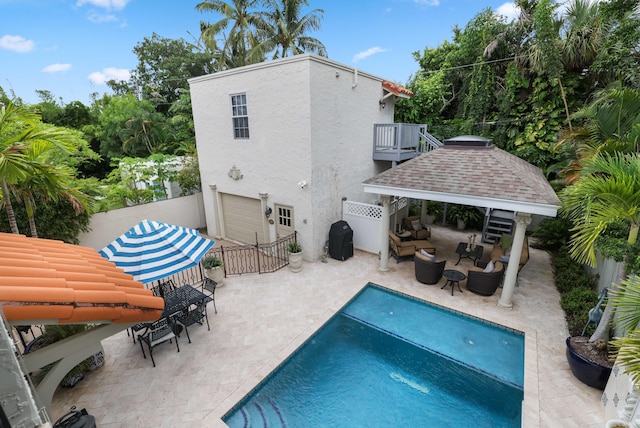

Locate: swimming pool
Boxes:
[223,283,524,427]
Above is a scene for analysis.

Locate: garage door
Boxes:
[220,193,265,244]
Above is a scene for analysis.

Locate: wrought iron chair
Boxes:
[137,317,180,367]
[201,277,218,314]
[151,279,176,298]
[175,300,210,343]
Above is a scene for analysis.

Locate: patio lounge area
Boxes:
[49,224,605,427]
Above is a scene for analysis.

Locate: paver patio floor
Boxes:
[49,224,605,427]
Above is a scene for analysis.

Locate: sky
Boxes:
[1,0,526,106]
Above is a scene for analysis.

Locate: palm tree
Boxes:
[560,152,640,266]
[560,152,640,341]
[556,83,640,183]
[254,0,326,59]
[196,0,266,70]
[561,0,604,72]
[608,275,640,386]
[7,161,92,238]
[0,102,83,234]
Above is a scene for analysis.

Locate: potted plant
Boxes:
[25,324,102,388]
[448,204,481,230]
[288,241,303,272]
[202,254,225,287]
[425,201,443,224]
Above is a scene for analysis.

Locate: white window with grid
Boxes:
[230,93,250,139]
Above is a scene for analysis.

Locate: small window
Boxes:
[231,93,250,139]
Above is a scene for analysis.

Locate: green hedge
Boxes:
[552,246,599,336]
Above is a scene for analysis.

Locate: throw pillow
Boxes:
[483,261,495,273]
[420,249,435,261]
[411,220,422,231]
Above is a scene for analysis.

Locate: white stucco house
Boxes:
[189,54,427,261]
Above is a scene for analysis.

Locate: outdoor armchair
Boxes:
[151,279,176,298]
[174,300,210,344]
[388,231,435,263]
[403,216,431,240]
[466,260,505,296]
[490,235,529,273]
[201,277,218,314]
[414,251,446,285]
[137,317,180,367]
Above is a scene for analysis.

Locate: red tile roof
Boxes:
[382,80,414,98]
[0,233,164,324]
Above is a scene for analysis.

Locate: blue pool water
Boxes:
[223,284,524,427]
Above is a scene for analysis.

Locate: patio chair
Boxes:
[403,216,431,240]
[151,279,176,298]
[466,260,505,296]
[174,300,210,344]
[137,317,180,367]
[201,277,218,314]
[414,251,446,285]
[388,231,435,263]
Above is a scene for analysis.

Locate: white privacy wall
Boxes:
[189,54,395,261]
[78,193,206,250]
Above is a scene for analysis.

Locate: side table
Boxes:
[396,230,412,241]
[455,242,484,265]
[442,269,466,296]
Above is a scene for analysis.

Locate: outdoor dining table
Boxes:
[160,284,213,319]
[130,284,212,343]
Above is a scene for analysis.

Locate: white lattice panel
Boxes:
[344,201,382,219]
[343,201,383,254]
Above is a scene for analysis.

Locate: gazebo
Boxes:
[362,135,560,308]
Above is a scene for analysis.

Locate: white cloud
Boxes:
[0,35,34,53]
[87,12,118,23]
[88,67,130,85]
[353,47,388,63]
[76,0,130,11]
[42,64,72,73]
[413,0,439,5]
[496,2,519,22]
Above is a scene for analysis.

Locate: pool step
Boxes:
[238,399,286,428]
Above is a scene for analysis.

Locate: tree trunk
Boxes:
[590,250,631,342]
[28,215,38,238]
[558,78,572,133]
[1,179,19,234]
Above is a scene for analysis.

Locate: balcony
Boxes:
[372,123,442,163]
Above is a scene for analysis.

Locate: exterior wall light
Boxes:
[265,207,273,218]
[379,100,386,109]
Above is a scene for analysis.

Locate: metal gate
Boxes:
[205,232,297,276]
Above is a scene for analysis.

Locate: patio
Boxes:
[49,224,605,427]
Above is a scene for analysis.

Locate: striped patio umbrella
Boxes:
[99,220,214,283]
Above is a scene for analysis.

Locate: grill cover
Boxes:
[329,221,353,261]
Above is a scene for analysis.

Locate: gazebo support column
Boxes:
[420,200,428,224]
[498,212,531,308]
[378,195,391,272]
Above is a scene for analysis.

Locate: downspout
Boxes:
[352,68,358,89]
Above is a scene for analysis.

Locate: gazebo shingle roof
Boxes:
[363,144,560,213]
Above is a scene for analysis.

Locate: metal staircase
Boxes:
[482,209,515,243]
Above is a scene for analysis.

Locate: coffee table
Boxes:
[441,269,466,296]
[455,242,484,265]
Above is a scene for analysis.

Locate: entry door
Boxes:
[275,204,294,239]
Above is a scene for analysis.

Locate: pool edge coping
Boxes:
[208,280,541,427]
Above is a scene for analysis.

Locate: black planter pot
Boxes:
[566,337,612,390]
